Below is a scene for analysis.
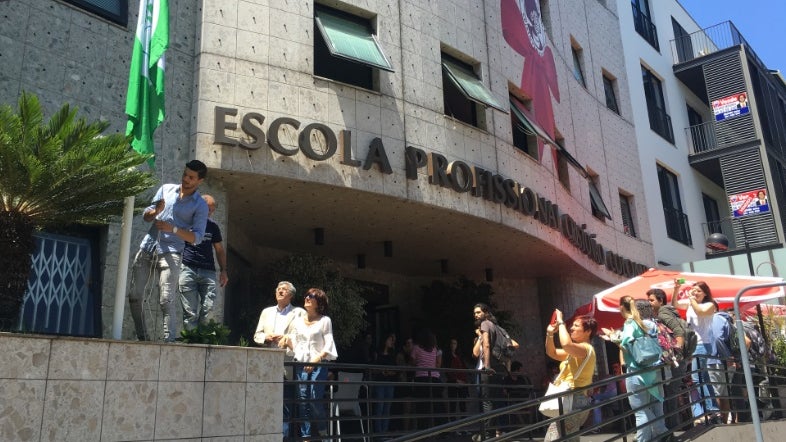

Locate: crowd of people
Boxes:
[123,169,770,440]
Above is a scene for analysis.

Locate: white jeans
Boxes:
[128,250,182,341]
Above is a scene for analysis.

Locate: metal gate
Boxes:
[19,232,97,336]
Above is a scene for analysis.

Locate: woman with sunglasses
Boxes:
[280,288,338,438]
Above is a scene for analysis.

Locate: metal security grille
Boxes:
[19,233,96,336]
[720,149,779,247]
[704,53,757,147]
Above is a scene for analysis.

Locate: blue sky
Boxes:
[678,0,785,73]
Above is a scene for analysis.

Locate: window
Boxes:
[314,5,394,90]
[702,194,722,234]
[603,73,619,114]
[571,44,586,87]
[657,165,692,245]
[588,174,612,220]
[672,17,694,63]
[620,193,637,237]
[63,0,127,26]
[631,0,658,50]
[509,96,538,159]
[555,137,570,189]
[642,66,674,143]
[539,1,553,39]
[442,54,505,128]
[686,105,711,152]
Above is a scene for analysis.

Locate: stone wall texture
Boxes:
[0,333,283,441]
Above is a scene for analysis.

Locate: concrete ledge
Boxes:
[0,333,284,441]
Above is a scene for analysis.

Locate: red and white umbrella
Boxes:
[594,268,784,315]
[571,269,784,329]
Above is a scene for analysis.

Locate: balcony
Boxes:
[686,121,718,154]
[648,105,674,143]
[664,207,692,246]
[670,21,765,67]
[632,5,659,51]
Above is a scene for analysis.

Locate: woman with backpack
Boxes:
[601,296,668,442]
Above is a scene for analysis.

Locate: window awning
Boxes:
[315,8,394,72]
[589,180,613,220]
[510,97,554,143]
[442,59,506,112]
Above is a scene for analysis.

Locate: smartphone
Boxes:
[677,278,686,284]
[550,311,558,326]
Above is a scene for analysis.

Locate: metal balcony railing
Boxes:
[664,207,692,246]
[686,121,719,154]
[632,5,659,51]
[670,21,767,67]
[649,105,675,143]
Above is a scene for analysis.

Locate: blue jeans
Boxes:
[295,364,328,437]
[128,250,181,341]
[178,264,217,330]
[373,384,395,433]
[626,375,667,442]
[691,344,719,418]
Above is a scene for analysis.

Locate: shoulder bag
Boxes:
[539,346,594,418]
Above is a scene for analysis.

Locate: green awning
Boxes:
[442,59,506,112]
[589,180,612,220]
[510,99,538,136]
[315,8,394,72]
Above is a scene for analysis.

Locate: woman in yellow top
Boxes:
[544,309,597,442]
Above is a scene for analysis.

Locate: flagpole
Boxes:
[117,0,169,339]
[112,196,135,339]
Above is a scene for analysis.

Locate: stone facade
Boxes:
[1,1,654,378]
[0,333,282,441]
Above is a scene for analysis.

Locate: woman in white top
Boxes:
[280,288,338,438]
[674,279,719,423]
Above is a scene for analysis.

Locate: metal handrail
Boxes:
[280,354,785,441]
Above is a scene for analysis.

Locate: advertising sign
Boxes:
[730,188,770,218]
[712,92,750,121]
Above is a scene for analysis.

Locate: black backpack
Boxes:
[491,323,516,362]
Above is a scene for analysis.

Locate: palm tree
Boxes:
[0,92,156,329]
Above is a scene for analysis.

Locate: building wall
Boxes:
[1,1,653,348]
[617,0,729,266]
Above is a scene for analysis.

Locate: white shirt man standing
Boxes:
[253,281,305,439]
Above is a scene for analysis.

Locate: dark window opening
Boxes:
[657,165,692,245]
[603,74,619,114]
[63,0,128,26]
[620,193,637,237]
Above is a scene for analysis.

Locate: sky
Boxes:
[678,0,786,73]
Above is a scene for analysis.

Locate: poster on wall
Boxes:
[730,188,770,218]
[712,92,750,121]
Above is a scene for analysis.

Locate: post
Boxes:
[737,218,755,276]
[112,196,135,339]
[734,281,786,442]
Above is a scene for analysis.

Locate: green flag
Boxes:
[125,0,169,163]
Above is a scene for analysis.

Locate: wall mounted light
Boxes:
[384,240,393,257]
[314,228,324,245]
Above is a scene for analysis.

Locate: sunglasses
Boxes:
[305,293,317,299]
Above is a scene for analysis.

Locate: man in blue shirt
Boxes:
[128,160,209,341]
[179,194,228,330]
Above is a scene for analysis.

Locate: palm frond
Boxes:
[0,91,157,226]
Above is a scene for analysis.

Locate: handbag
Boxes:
[539,346,593,418]
[623,333,662,367]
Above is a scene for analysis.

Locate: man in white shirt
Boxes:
[253,281,304,440]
